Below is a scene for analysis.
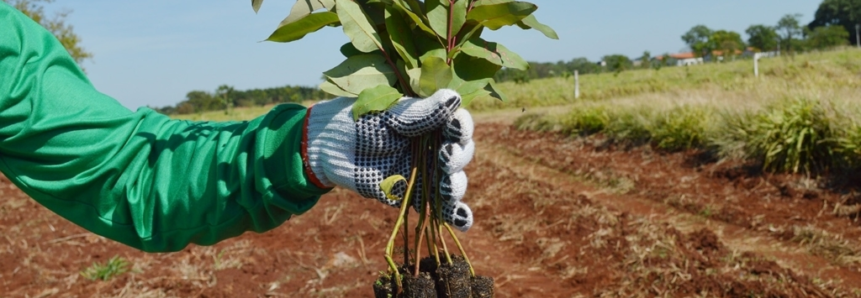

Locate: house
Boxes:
[656,52,703,66]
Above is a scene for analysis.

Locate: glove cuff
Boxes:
[301,105,332,189]
[304,97,357,191]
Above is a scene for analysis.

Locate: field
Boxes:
[3,49,861,297]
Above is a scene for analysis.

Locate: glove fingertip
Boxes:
[446,202,473,232]
[444,109,474,144]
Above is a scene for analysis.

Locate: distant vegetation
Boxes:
[153,84,332,115]
[496,0,861,84]
[513,49,861,174]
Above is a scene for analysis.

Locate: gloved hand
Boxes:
[303,89,475,231]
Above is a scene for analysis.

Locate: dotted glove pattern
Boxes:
[305,89,475,231]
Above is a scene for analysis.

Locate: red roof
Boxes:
[669,52,697,59]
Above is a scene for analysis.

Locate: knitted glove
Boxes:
[303,89,475,231]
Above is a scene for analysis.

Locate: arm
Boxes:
[0,2,330,252]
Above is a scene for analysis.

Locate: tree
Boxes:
[746,24,779,51]
[5,0,92,66]
[602,54,633,73]
[710,30,745,60]
[215,85,235,115]
[639,51,651,69]
[682,25,714,58]
[808,0,861,46]
[805,25,850,49]
[776,14,804,54]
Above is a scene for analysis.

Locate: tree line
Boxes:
[152,84,332,115]
[496,0,861,83]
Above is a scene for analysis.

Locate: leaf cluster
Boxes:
[253,0,556,118]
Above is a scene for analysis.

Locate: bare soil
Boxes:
[2,114,861,297]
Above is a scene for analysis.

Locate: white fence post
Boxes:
[574,70,580,99]
[754,53,760,77]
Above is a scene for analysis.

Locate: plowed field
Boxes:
[2,111,861,297]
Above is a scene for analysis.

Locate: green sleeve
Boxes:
[0,3,331,252]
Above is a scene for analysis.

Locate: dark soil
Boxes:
[374,255,493,298]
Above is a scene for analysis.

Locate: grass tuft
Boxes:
[735,98,838,173]
[80,256,130,281]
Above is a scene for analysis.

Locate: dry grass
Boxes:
[514,49,861,173]
[471,47,861,112]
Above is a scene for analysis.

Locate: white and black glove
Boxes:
[303,89,475,231]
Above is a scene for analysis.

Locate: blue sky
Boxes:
[44,0,820,109]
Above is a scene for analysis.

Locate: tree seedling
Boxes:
[253,0,556,295]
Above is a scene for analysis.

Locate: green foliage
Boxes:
[156,84,330,115]
[648,107,706,151]
[809,0,861,46]
[709,30,745,60]
[682,25,714,57]
[494,58,602,83]
[560,106,608,136]
[255,0,556,116]
[777,14,804,53]
[379,174,407,201]
[746,24,779,51]
[805,25,850,50]
[353,85,402,120]
[836,125,861,168]
[602,54,633,73]
[737,98,837,173]
[80,256,130,281]
[5,0,92,66]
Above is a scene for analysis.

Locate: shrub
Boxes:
[734,98,838,173]
[648,106,707,151]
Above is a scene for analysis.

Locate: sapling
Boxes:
[253,0,556,295]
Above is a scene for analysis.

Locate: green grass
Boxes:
[471,47,861,112]
[80,256,130,281]
[513,48,861,173]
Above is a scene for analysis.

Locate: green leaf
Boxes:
[466,1,536,30]
[460,84,491,106]
[353,85,403,120]
[419,56,452,97]
[320,79,357,97]
[252,0,264,13]
[426,0,448,38]
[266,12,340,43]
[453,52,501,80]
[518,14,558,39]
[448,53,497,102]
[281,0,330,27]
[385,6,419,69]
[407,67,422,95]
[391,0,438,37]
[450,0,469,36]
[336,0,384,53]
[456,20,484,46]
[485,79,508,101]
[460,38,528,70]
[323,54,396,95]
[340,42,364,58]
[448,76,489,99]
[379,175,408,201]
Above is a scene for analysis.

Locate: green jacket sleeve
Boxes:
[0,3,331,252]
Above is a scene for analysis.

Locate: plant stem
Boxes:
[380,48,416,97]
[384,147,420,288]
[439,224,453,265]
[447,0,456,65]
[445,223,475,277]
